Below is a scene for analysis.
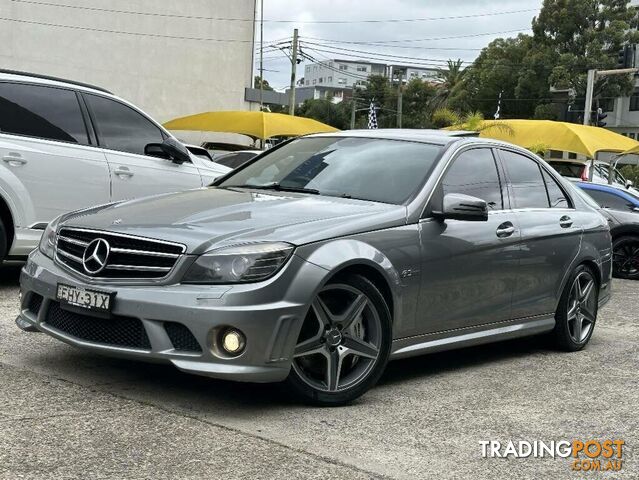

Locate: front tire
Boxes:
[612,235,639,280]
[552,264,599,352]
[286,273,392,406]
[0,217,7,264]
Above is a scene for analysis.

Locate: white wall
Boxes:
[0,0,256,128]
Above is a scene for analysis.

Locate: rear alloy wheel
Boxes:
[286,274,391,406]
[612,236,639,280]
[553,265,599,351]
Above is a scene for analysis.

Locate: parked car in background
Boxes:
[548,158,638,193]
[185,144,214,161]
[576,182,639,280]
[18,131,611,405]
[0,70,229,263]
[213,150,261,170]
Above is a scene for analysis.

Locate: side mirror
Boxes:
[144,137,191,164]
[626,179,634,189]
[435,193,488,222]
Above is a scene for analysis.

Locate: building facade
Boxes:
[0,0,256,124]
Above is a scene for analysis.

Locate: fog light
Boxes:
[222,329,245,355]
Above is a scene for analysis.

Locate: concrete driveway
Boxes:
[1,265,637,479]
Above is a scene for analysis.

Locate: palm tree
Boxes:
[430,59,465,110]
[432,108,514,136]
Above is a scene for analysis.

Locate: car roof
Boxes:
[0,69,112,94]
[306,129,510,147]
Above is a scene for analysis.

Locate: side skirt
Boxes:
[390,316,555,360]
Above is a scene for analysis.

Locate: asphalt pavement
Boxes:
[1,264,637,479]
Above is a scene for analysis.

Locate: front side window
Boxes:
[0,82,88,144]
[501,150,550,209]
[442,148,503,210]
[220,137,443,205]
[85,94,164,155]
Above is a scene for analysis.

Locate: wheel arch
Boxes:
[0,192,15,254]
[610,224,639,241]
[295,238,402,322]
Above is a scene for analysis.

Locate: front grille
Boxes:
[26,293,43,315]
[55,227,185,280]
[44,301,151,349]
[164,322,202,352]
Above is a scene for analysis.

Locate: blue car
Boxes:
[577,182,639,279]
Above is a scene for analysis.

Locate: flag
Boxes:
[494,90,503,120]
[368,101,378,129]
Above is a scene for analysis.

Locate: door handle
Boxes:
[114,167,133,178]
[2,154,27,166]
[496,222,515,238]
[559,215,573,228]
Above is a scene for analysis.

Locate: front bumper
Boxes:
[18,250,328,383]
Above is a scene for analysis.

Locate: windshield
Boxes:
[219,137,443,204]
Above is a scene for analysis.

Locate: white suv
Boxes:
[0,70,230,262]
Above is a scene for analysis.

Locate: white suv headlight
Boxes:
[182,242,294,284]
[38,216,61,259]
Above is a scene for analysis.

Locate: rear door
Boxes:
[417,147,520,334]
[0,81,110,224]
[498,149,581,319]
[82,93,203,201]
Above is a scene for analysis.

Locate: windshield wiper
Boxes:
[228,183,320,195]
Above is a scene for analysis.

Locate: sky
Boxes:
[255,0,544,90]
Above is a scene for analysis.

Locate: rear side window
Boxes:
[501,150,549,208]
[442,148,503,210]
[585,189,634,211]
[542,170,569,208]
[0,82,88,144]
[85,94,164,155]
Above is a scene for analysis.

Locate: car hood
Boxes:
[61,187,407,254]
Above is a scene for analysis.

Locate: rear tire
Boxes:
[286,273,392,406]
[552,264,599,352]
[612,235,639,280]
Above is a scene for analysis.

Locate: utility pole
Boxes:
[288,28,299,116]
[583,67,638,125]
[396,68,403,128]
[350,97,356,129]
[259,0,264,111]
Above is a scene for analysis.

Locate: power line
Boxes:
[302,28,532,46]
[9,1,538,24]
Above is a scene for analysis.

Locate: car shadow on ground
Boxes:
[0,265,22,286]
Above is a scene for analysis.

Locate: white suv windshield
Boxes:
[220,137,443,205]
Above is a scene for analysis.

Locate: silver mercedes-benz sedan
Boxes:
[17,130,612,405]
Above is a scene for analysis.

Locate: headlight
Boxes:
[182,242,294,284]
[38,216,62,259]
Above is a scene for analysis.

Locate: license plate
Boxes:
[56,284,113,313]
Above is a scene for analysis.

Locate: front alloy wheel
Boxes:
[286,274,391,406]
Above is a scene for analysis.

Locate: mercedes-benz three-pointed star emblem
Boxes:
[82,238,110,274]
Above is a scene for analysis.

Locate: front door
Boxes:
[83,93,202,201]
[416,147,520,334]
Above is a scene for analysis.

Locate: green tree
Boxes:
[254,76,273,90]
[296,98,351,129]
[431,59,466,110]
[401,78,438,128]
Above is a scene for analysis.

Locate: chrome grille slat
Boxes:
[55,227,185,280]
[110,247,180,258]
[58,236,89,247]
[106,264,172,272]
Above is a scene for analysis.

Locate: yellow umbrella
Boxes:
[163,111,339,140]
[620,144,639,156]
[475,119,639,158]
